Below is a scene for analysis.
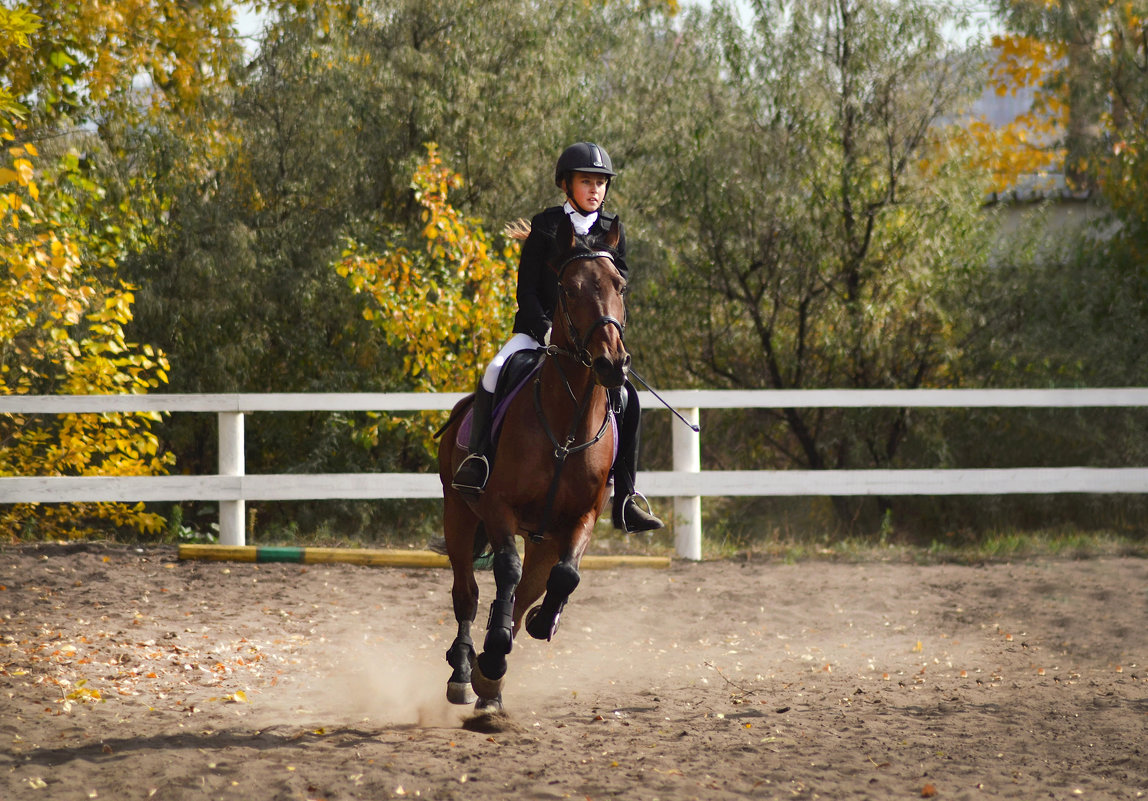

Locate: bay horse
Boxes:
[436,215,630,713]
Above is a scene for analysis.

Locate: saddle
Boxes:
[456,349,545,451]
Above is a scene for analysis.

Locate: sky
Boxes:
[234,3,264,52]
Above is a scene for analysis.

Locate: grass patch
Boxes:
[714,527,1148,565]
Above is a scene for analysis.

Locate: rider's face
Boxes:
[567,171,608,212]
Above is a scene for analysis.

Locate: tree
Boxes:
[113,0,689,537]
[0,5,40,125]
[968,30,1069,194]
[3,0,242,131]
[972,0,1148,389]
[0,1,243,539]
[637,0,993,532]
[983,0,1148,192]
[940,2,1148,538]
[337,144,519,395]
[1,132,173,540]
[336,144,519,453]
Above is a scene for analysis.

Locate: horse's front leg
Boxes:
[472,539,521,707]
[524,512,595,642]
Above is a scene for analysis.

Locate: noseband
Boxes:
[554,250,626,365]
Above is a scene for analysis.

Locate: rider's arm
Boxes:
[512,215,556,345]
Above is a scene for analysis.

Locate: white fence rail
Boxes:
[3,389,1147,559]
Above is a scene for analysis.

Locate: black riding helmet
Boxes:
[554,142,616,186]
[555,142,616,213]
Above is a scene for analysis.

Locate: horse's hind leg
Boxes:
[445,563,479,705]
[472,541,521,707]
[444,504,481,705]
[512,536,560,635]
[446,627,477,705]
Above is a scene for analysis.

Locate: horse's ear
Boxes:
[556,212,576,254]
[603,217,621,251]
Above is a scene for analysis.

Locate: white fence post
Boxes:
[672,407,702,560]
[218,411,245,546]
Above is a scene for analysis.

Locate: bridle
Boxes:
[523,249,627,543]
[552,250,627,367]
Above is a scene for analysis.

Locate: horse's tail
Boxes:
[426,522,492,570]
[471,522,493,570]
[433,394,475,439]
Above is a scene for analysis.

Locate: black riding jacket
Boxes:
[511,206,628,345]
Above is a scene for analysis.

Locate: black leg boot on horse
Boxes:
[611,381,664,533]
[452,385,495,497]
[471,544,521,712]
[445,621,477,705]
[524,560,581,641]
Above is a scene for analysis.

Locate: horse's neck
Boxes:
[539,355,606,432]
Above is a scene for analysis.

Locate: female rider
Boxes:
[452,142,663,533]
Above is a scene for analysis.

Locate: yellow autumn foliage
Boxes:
[3,0,240,120]
[971,33,1069,194]
[1,132,173,540]
[336,144,519,451]
[973,2,1148,194]
[0,5,40,123]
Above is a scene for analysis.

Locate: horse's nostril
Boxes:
[592,355,627,388]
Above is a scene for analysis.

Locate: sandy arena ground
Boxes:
[1,542,1146,800]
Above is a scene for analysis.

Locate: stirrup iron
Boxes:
[616,491,663,533]
[452,453,490,494]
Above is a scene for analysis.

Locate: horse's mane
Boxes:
[503,218,531,240]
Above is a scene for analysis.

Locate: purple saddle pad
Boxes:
[457,375,619,465]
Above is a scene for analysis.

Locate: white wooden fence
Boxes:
[2,389,1147,559]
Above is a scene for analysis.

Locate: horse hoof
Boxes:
[447,681,477,705]
[474,694,504,715]
[524,605,546,640]
[471,660,505,701]
[525,604,559,641]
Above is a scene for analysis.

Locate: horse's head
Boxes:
[550,215,630,388]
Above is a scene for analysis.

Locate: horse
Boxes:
[436,215,630,714]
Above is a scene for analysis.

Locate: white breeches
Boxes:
[482,332,542,393]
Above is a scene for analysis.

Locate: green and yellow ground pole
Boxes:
[178,544,670,570]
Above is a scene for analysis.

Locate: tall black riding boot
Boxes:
[611,382,664,533]
[452,386,495,497]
